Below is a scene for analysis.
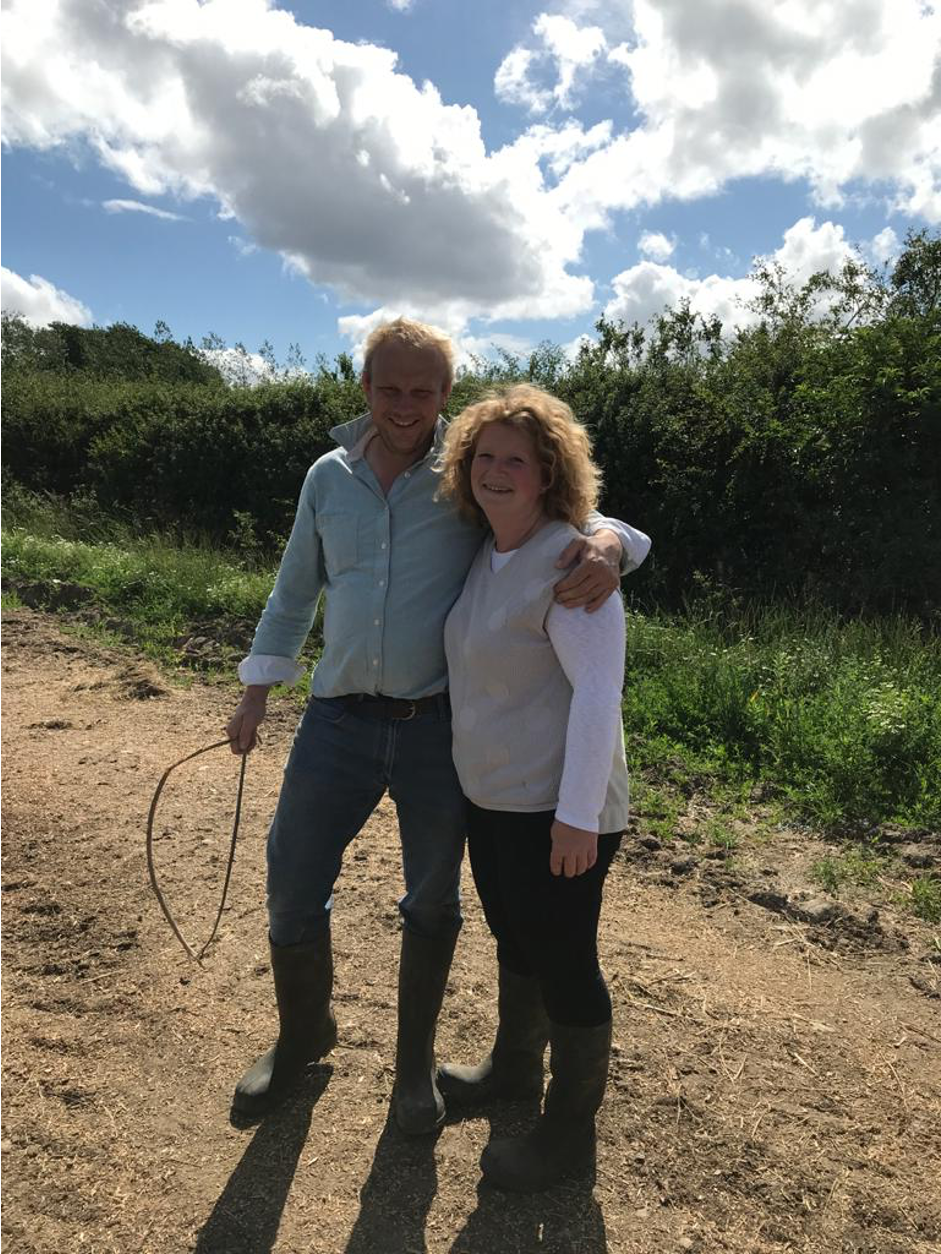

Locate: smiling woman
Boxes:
[435,382,632,1193]
[437,383,601,533]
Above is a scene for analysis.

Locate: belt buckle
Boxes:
[399,699,417,721]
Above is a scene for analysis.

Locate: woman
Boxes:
[436,384,635,1192]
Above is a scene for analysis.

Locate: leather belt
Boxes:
[338,692,449,721]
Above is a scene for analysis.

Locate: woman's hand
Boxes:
[550,820,598,877]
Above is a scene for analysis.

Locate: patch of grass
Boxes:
[810,843,889,895]
[3,530,274,623]
[908,876,941,924]
[631,777,684,843]
[703,816,740,854]
[1,487,308,666]
[1,589,24,610]
[810,856,842,895]
[5,488,940,835]
[624,602,941,830]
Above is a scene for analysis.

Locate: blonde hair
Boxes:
[438,383,601,527]
[362,317,456,390]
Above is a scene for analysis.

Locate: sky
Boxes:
[2,0,940,375]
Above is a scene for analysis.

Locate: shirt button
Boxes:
[380,542,387,550]
[379,579,385,587]
[374,619,380,626]
[373,658,379,666]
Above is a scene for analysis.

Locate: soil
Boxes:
[2,606,940,1254]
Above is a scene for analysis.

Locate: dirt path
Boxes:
[2,607,940,1254]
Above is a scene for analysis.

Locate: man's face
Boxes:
[363,342,452,464]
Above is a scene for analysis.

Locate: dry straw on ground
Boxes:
[2,608,939,1253]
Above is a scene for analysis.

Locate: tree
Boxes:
[890,228,941,318]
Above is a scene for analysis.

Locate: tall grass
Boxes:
[624,604,941,828]
[3,487,939,830]
[1,485,285,655]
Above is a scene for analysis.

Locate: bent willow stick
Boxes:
[146,739,247,963]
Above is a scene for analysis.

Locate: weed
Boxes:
[705,817,739,854]
[811,856,843,894]
[811,843,890,894]
[909,876,941,924]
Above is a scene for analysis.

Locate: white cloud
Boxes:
[495,13,607,115]
[867,226,901,267]
[555,0,941,230]
[604,216,864,331]
[561,330,594,361]
[495,48,552,115]
[228,234,259,258]
[0,0,590,329]
[387,0,415,10]
[1,0,937,352]
[103,198,187,220]
[456,331,535,372]
[638,230,674,260]
[1,266,93,326]
[198,345,276,387]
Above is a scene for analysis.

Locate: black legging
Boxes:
[466,802,622,1027]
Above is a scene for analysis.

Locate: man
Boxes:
[226,317,650,1134]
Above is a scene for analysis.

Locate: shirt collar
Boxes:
[329,412,450,466]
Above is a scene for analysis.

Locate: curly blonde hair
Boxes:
[438,383,600,527]
[362,317,456,390]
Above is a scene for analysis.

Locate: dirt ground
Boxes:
[2,606,940,1254]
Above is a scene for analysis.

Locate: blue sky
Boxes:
[2,0,940,376]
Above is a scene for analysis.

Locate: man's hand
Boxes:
[225,685,270,754]
[554,529,621,612]
[550,820,598,877]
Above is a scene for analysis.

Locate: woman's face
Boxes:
[470,422,546,525]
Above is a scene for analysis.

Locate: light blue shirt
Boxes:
[242,413,651,699]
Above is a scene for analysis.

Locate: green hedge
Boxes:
[3,234,940,613]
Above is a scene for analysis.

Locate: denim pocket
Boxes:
[310,696,349,725]
[317,513,358,575]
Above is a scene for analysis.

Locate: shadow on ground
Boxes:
[343,1099,608,1254]
[446,1105,609,1254]
[194,1067,332,1254]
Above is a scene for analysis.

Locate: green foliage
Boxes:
[622,603,941,829]
[810,844,887,894]
[908,876,941,924]
[1,312,224,384]
[2,358,365,545]
[4,486,939,832]
[544,234,941,614]
[3,230,940,606]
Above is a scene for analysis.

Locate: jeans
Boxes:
[466,802,623,1027]
[266,696,467,946]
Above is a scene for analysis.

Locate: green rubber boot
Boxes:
[480,1019,611,1192]
[232,934,337,1117]
[393,926,459,1135]
[438,965,548,1105]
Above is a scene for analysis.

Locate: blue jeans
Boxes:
[266,696,466,946]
